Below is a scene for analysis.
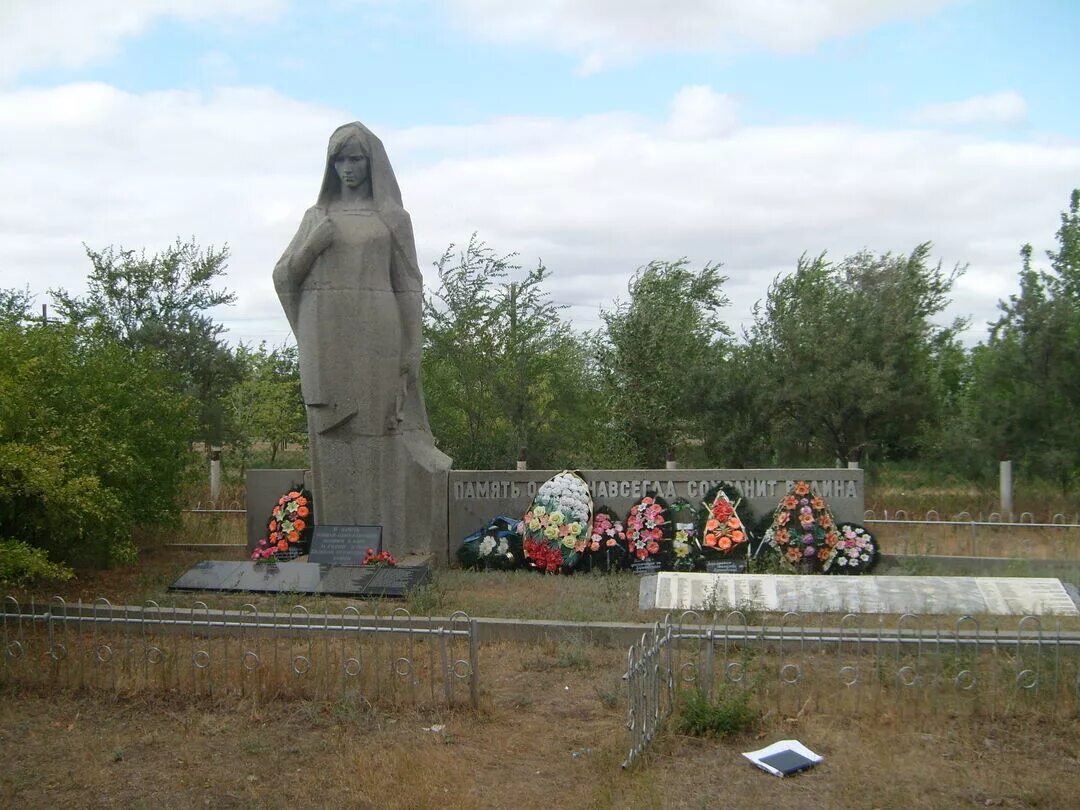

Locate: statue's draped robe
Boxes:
[273,122,451,557]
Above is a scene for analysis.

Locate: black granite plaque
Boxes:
[630,559,662,575]
[308,525,382,565]
[706,559,748,574]
[170,561,428,597]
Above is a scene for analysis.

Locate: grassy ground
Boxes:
[9,542,1079,630]
[3,649,1078,809]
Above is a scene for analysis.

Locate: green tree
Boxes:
[595,259,732,467]
[966,190,1080,492]
[423,236,598,468]
[0,311,196,566]
[0,288,33,324]
[227,341,306,470]
[51,239,243,446]
[748,244,964,464]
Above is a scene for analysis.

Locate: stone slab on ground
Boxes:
[639,572,1080,616]
[169,560,429,597]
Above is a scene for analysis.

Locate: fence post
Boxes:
[999,460,1013,517]
[468,619,480,708]
[209,446,223,501]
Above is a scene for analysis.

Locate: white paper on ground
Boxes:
[742,739,823,777]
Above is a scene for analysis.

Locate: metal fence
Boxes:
[183,501,247,514]
[1,596,479,709]
[862,510,1080,561]
[863,508,1080,527]
[623,610,1080,768]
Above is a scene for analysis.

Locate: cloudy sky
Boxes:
[2,0,1078,345]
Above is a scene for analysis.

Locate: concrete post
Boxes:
[665,448,677,471]
[209,445,222,501]
[999,459,1013,517]
[516,447,527,471]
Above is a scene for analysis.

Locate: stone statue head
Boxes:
[317,122,404,210]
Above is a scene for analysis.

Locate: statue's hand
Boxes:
[306,216,334,257]
[386,368,409,434]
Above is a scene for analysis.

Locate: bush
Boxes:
[676,686,760,738]
[0,316,196,566]
[0,538,74,587]
[0,442,134,567]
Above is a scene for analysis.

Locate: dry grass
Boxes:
[2,643,1079,809]
[873,522,1080,561]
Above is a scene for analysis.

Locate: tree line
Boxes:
[1,190,1077,574]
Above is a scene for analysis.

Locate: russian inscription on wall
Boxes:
[446,468,864,561]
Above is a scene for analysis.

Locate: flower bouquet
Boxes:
[669,499,703,571]
[583,506,629,572]
[251,486,313,563]
[699,484,752,563]
[824,523,879,574]
[624,493,672,568]
[518,470,592,574]
[362,548,397,567]
[457,516,522,571]
[761,481,838,573]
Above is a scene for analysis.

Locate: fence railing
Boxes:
[1,596,479,709]
[623,610,1080,768]
[862,510,1080,561]
[864,509,1080,527]
[183,501,246,514]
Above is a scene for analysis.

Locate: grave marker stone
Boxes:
[170,561,429,597]
[308,524,382,566]
[640,572,1080,616]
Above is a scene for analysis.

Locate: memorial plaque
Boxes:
[640,573,1080,616]
[170,561,429,597]
[308,525,382,566]
[706,559,748,574]
[631,559,662,575]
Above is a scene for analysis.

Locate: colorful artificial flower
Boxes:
[624,494,671,562]
[824,523,879,574]
[700,487,750,556]
[251,485,314,562]
[362,548,397,567]
[518,470,592,573]
[763,481,839,574]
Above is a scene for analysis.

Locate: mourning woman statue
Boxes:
[274,122,451,558]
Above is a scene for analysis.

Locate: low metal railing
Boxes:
[623,610,1080,768]
[1,596,479,708]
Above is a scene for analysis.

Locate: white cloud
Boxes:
[1,82,1077,350]
[911,91,1029,127]
[445,0,957,69]
[666,86,739,139]
[0,0,286,83]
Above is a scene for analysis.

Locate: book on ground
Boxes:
[742,740,822,777]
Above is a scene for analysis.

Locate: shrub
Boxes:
[0,538,74,586]
[0,316,196,566]
[676,686,760,738]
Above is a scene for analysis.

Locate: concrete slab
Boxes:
[640,572,1080,616]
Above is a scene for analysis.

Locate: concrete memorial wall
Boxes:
[448,468,863,563]
[249,467,864,564]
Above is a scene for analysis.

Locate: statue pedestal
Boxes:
[248,433,450,562]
